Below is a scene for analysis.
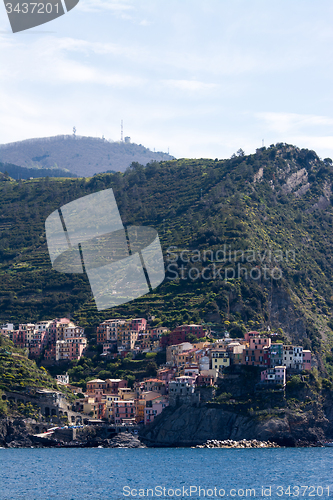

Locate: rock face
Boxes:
[0,418,146,448]
[105,432,146,448]
[140,404,332,448]
[0,418,34,448]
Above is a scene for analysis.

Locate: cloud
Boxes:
[287,135,333,154]
[0,36,146,88]
[76,0,134,13]
[256,112,333,134]
[163,79,219,92]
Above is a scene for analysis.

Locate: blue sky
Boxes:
[1,0,333,160]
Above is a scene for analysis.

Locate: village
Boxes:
[0,317,313,426]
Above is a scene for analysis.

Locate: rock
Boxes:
[194,438,279,449]
[106,432,146,448]
[139,403,333,447]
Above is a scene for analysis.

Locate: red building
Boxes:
[105,378,128,394]
[161,324,205,347]
[131,318,147,331]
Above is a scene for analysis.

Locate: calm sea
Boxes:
[0,448,333,500]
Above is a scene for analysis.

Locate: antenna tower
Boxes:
[121,120,123,142]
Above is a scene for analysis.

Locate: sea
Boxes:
[0,448,332,500]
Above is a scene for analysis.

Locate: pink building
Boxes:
[302,350,312,370]
[44,344,56,360]
[113,399,136,424]
[131,318,147,331]
[143,379,166,395]
[157,367,176,391]
[68,337,87,360]
[249,337,271,350]
[260,366,286,386]
[244,331,260,341]
[105,378,127,394]
[144,396,169,425]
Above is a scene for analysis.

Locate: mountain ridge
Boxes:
[0,135,175,177]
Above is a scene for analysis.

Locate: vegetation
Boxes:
[0,336,58,393]
[46,350,166,390]
[1,143,333,378]
[0,162,77,180]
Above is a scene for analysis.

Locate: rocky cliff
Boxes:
[0,418,145,448]
[140,402,333,448]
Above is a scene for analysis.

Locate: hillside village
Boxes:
[0,317,313,427]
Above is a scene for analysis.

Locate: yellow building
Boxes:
[211,349,230,372]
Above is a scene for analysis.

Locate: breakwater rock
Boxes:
[195,439,279,448]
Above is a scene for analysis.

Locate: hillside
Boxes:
[0,161,77,180]
[0,335,59,417]
[0,135,175,177]
[0,144,333,378]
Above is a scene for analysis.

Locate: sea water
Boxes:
[0,448,333,500]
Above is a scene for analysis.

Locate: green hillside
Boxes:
[0,335,59,416]
[0,161,77,180]
[0,144,333,377]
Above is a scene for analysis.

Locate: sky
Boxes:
[0,0,333,160]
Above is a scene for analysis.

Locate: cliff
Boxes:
[140,401,333,448]
[0,418,145,448]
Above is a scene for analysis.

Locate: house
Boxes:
[105,378,127,394]
[227,342,246,365]
[168,376,200,405]
[143,379,166,395]
[105,395,120,422]
[113,399,136,424]
[302,350,312,370]
[282,345,304,369]
[86,379,107,396]
[118,387,135,400]
[156,367,176,392]
[260,366,286,386]
[144,396,169,425]
[210,348,230,372]
[268,343,284,368]
[56,373,69,385]
[184,366,200,377]
[131,318,147,331]
[244,331,261,341]
[196,369,218,387]
[161,324,205,348]
[96,319,125,344]
[292,346,303,370]
[242,338,270,367]
[166,342,193,365]
[134,391,162,423]
[83,397,106,420]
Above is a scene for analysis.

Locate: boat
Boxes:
[323,442,333,447]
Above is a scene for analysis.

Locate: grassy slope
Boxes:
[0,144,333,378]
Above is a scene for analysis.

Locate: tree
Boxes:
[145,361,158,377]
